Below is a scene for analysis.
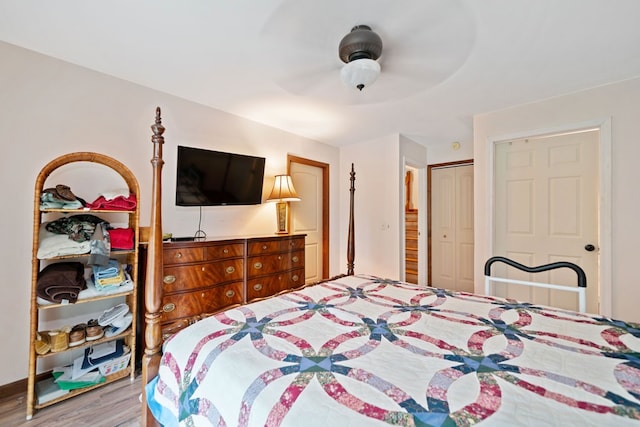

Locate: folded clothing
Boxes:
[108,228,134,250]
[45,214,106,243]
[37,262,87,304]
[86,194,137,211]
[92,259,120,280]
[37,226,91,259]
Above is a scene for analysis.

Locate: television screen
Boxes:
[176,146,266,206]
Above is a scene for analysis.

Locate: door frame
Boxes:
[288,155,330,280]
[427,159,474,285]
[486,119,612,316]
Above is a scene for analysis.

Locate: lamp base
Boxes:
[274,201,289,234]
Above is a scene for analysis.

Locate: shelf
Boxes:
[38,249,135,262]
[28,151,140,420]
[34,367,132,410]
[39,208,136,214]
[35,328,133,359]
[37,280,134,309]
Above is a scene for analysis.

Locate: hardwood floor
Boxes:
[0,375,142,427]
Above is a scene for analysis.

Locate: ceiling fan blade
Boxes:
[261,0,475,103]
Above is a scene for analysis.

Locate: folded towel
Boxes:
[37,227,90,259]
[108,228,134,250]
[95,269,125,286]
[86,194,137,211]
[37,262,87,304]
[92,259,120,280]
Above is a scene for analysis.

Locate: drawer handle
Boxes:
[163,303,175,313]
[292,256,299,263]
[262,244,268,250]
[225,290,235,298]
[253,283,263,291]
[163,275,176,284]
[174,252,182,259]
[223,248,229,254]
[290,241,295,247]
[292,274,299,282]
[278,255,282,260]
[254,262,263,270]
[226,266,235,274]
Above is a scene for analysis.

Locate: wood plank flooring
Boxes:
[0,375,142,427]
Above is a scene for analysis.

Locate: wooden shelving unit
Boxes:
[26,152,140,420]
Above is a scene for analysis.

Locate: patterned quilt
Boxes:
[146,274,640,426]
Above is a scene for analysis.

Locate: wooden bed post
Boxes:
[347,163,355,275]
[141,107,164,427]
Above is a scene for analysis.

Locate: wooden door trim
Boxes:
[288,155,330,280]
[427,159,473,285]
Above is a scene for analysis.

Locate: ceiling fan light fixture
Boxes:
[339,25,383,91]
[340,58,381,91]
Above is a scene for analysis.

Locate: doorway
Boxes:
[428,160,474,292]
[288,155,329,283]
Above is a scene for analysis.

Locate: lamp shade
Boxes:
[267,175,300,202]
[341,58,381,91]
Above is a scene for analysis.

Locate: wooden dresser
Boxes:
[139,234,305,336]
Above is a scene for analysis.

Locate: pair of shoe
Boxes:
[99,303,132,338]
[69,320,104,347]
[34,326,74,355]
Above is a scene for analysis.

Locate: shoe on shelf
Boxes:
[104,313,133,338]
[69,323,86,347]
[34,332,51,355]
[86,319,104,341]
[49,328,69,352]
[98,303,129,326]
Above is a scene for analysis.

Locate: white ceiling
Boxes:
[2,0,640,147]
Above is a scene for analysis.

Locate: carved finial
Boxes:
[152,107,165,138]
[349,163,356,190]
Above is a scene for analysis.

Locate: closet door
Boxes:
[430,164,474,292]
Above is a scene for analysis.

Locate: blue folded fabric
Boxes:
[92,259,120,280]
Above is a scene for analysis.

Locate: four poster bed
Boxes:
[141,108,640,426]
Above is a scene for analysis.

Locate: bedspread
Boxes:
[146,274,640,426]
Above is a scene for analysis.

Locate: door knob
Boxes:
[584,244,596,252]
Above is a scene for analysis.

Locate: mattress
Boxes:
[146,274,640,426]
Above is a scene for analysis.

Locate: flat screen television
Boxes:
[176,146,266,206]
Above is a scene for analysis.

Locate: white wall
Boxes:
[0,41,340,386]
[474,77,640,323]
[340,135,401,278]
[426,139,474,165]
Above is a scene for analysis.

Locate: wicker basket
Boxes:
[98,352,131,376]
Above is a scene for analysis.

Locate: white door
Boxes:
[430,164,474,292]
[494,130,599,313]
[289,162,323,284]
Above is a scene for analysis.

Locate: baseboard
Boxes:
[0,373,50,401]
[0,378,27,401]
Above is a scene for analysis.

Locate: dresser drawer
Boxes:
[247,236,304,255]
[279,236,304,252]
[162,259,244,292]
[247,250,304,277]
[247,239,280,255]
[205,242,244,260]
[246,268,305,301]
[161,281,243,322]
[163,247,203,264]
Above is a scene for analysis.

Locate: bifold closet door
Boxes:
[430,164,474,292]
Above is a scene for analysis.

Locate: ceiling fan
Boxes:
[261,0,476,104]
[338,25,383,91]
